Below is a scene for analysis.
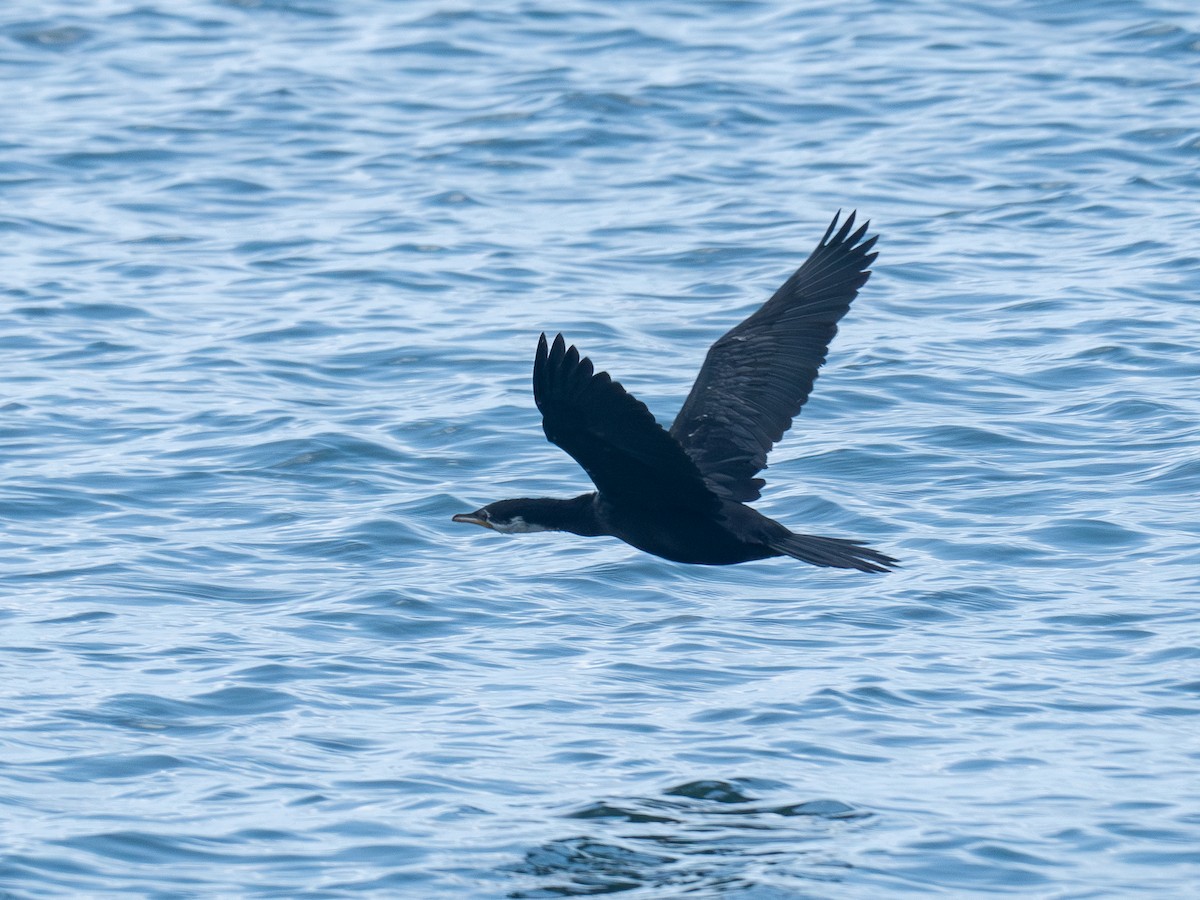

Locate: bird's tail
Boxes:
[768,532,897,573]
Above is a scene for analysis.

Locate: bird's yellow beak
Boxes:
[452,513,493,530]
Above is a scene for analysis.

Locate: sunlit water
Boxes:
[3,1,1199,896]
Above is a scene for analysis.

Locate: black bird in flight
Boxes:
[453,211,896,572]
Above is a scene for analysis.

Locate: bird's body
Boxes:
[453,212,896,572]
[496,492,779,565]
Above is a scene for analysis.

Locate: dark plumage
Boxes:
[453,211,897,572]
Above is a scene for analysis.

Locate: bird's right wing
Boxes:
[534,333,721,515]
[669,211,878,502]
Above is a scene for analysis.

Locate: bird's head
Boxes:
[452,499,554,534]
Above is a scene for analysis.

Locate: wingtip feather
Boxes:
[820,210,842,245]
[848,217,870,246]
[833,210,857,245]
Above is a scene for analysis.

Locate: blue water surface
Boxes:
[3,1,1199,896]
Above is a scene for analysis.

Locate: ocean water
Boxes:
[3,0,1199,896]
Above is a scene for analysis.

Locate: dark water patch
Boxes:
[53,148,186,170]
[11,24,93,50]
[62,694,226,737]
[510,780,869,896]
[371,39,491,59]
[33,753,195,783]
[1025,518,1149,552]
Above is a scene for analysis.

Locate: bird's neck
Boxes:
[530,493,606,537]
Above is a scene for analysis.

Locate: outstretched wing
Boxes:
[669,211,878,502]
[534,333,720,514]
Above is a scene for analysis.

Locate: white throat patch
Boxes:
[491,516,551,534]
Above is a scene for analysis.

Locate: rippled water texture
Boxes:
[3,1,1199,896]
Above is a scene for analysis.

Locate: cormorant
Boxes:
[453,211,896,572]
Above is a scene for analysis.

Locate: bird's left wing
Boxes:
[534,333,721,515]
[669,211,878,502]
